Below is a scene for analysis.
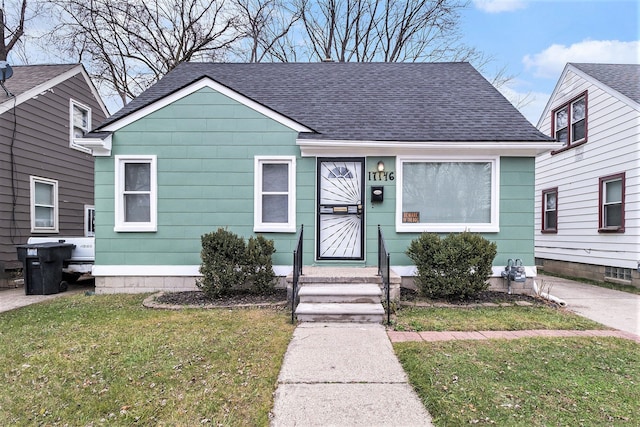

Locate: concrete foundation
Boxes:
[537,258,639,289]
[95,270,537,296]
[400,276,536,296]
[95,276,200,294]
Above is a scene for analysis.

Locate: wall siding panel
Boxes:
[1,72,106,270]
[535,68,640,272]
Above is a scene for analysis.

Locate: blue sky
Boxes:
[462,0,639,124]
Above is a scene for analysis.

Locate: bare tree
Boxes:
[232,0,301,62]
[0,0,27,60]
[296,0,483,63]
[46,0,239,106]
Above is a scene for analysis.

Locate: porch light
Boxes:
[377,161,385,172]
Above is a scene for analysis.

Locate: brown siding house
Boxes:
[0,64,108,279]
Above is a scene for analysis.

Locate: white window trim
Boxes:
[254,156,296,233]
[70,99,92,153]
[114,155,157,232]
[395,156,500,233]
[84,204,95,237]
[30,176,59,233]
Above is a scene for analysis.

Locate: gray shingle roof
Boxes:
[99,62,551,142]
[0,64,78,100]
[571,63,640,104]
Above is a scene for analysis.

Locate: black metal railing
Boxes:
[377,225,391,324]
[291,224,304,324]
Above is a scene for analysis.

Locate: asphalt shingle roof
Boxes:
[0,64,78,101]
[99,62,551,142]
[571,63,640,104]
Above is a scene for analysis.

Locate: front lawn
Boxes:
[394,305,607,332]
[396,337,640,425]
[0,293,294,425]
[393,301,638,426]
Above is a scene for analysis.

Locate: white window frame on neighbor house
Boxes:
[254,156,296,233]
[70,99,92,153]
[114,155,157,232]
[84,205,95,237]
[30,176,59,233]
[396,156,500,233]
[599,172,625,233]
[541,187,558,233]
[551,92,587,152]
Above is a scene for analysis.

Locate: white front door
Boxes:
[317,158,365,260]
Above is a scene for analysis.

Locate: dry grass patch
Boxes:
[396,337,640,426]
[0,293,294,425]
[394,305,606,332]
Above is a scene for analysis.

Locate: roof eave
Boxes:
[98,77,314,134]
[74,132,112,156]
[297,138,559,157]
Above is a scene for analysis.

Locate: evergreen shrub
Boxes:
[245,235,276,294]
[197,228,276,298]
[406,232,497,299]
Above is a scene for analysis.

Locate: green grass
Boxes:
[394,305,607,332]
[0,293,294,425]
[395,338,640,426]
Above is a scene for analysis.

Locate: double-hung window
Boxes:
[114,155,157,232]
[552,93,587,149]
[254,156,296,232]
[599,172,625,232]
[85,205,95,237]
[396,157,499,232]
[30,176,59,233]
[541,188,558,233]
[70,99,91,152]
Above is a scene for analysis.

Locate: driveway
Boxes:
[0,283,93,314]
[537,274,640,336]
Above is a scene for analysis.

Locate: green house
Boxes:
[78,62,555,294]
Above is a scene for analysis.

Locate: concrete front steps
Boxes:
[295,284,385,323]
[289,267,398,323]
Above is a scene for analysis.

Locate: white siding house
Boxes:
[535,63,640,288]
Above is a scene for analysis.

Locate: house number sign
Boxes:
[368,171,395,181]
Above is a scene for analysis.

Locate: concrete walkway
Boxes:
[536,274,640,336]
[270,323,434,427]
[388,329,640,344]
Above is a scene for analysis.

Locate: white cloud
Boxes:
[473,0,527,13]
[523,39,640,79]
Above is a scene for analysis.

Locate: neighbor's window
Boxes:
[254,156,296,232]
[396,157,499,232]
[114,155,157,232]
[70,99,91,152]
[599,172,625,232]
[30,176,59,233]
[605,266,632,282]
[552,93,587,149]
[541,188,558,233]
[85,205,95,237]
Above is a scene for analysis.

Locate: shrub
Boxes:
[197,228,277,298]
[406,232,497,299]
[246,235,276,294]
[198,228,247,298]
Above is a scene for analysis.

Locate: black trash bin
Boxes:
[16,242,75,295]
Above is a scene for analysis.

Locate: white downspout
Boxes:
[532,279,567,307]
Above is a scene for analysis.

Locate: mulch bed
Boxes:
[154,288,288,307]
[400,287,557,307]
[150,287,554,309]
